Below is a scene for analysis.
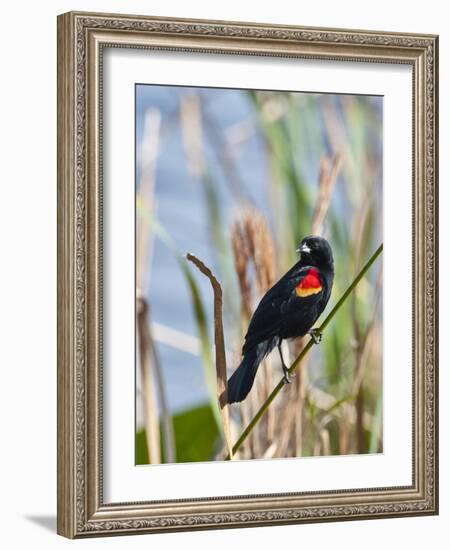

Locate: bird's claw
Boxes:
[309,328,323,345]
[282,366,294,385]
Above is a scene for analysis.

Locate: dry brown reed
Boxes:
[312,155,343,235]
[230,207,278,457]
[136,108,175,463]
[231,222,252,323]
[136,297,161,463]
[186,253,234,459]
[272,154,342,458]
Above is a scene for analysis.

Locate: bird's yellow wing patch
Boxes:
[296,286,322,297]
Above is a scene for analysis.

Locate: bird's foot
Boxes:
[309,328,323,345]
[282,365,294,385]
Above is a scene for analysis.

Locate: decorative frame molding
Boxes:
[57,11,438,538]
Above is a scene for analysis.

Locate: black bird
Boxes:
[227,235,334,404]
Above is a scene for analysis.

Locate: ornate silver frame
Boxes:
[57,11,439,538]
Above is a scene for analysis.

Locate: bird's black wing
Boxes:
[242,263,319,352]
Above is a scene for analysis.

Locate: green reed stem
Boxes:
[227,243,383,459]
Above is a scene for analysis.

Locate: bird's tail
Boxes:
[227,339,275,404]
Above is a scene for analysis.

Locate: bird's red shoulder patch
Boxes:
[295,268,323,297]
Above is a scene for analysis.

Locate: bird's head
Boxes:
[297,236,334,269]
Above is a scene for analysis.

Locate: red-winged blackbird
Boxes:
[227,235,334,404]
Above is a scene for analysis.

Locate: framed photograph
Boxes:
[57,11,439,538]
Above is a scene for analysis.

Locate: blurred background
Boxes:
[135,84,383,465]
